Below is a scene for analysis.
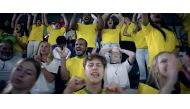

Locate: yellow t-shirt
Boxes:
[28,25,45,41]
[138,82,159,94]
[47,26,66,45]
[73,89,104,94]
[66,56,86,80]
[101,26,121,44]
[133,29,148,49]
[180,82,190,94]
[142,23,177,68]
[14,35,28,53]
[76,23,97,48]
[120,23,136,41]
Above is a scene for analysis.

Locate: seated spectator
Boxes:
[53,36,71,63]
[60,38,88,81]
[0,41,21,92]
[100,47,136,93]
[2,58,41,94]
[30,41,58,94]
[64,54,124,94]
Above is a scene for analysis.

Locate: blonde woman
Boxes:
[139,52,180,94]
[31,41,59,94]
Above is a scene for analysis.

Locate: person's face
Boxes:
[15,24,21,32]
[150,13,162,23]
[107,18,113,29]
[36,20,42,26]
[10,61,37,90]
[158,53,171,77]
[0,42,13,61]
[53,22,61,29]
[40,42,50,55]
[110,49,121,64]
[83,13,92,24]
[75,40,87,56]
[85,59,104,84]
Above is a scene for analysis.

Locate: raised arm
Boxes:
[70,13,78,30]
[102,13,111,26]
[118,13,125,28]
[41,13,44,25]
[26,13,31,31]
[119,48,136,64]
[33,13,38,25]
[132,13,137,23]
[99,48,112,56]
[15,13,24,28]
[97,14,104,31]
[91,14,98,24]
[57,47,70,81]
[43,13,49,26]
[11,13,17,29]
[61,13,68,28]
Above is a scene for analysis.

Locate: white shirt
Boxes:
[104,60,132,89]
[53,47,71,66]
[30,60,59,94]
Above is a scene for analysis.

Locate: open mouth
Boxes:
[91,72,100,78]
[76,47,82,51]
[84,17,90,20]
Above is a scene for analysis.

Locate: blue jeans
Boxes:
[136,48,148,81]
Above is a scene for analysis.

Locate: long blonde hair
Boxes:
[147,51,171,89]
[36,41,53,64]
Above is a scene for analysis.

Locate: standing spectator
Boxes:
[12,13,30,57]
[101,13,124,49]
[44,13,68,47]
[0,41,21,92]
[124,13,148,82]
[27,13,46,58]
[70,13,103,54]
[141,13,178,69]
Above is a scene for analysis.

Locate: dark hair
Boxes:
[18,58,41,80]
[77,38,88,47]
[105,15,119,29]
[56,36,67,45]
[83,54,107,69]
[16,23,28,37]
[148,14,173,41]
